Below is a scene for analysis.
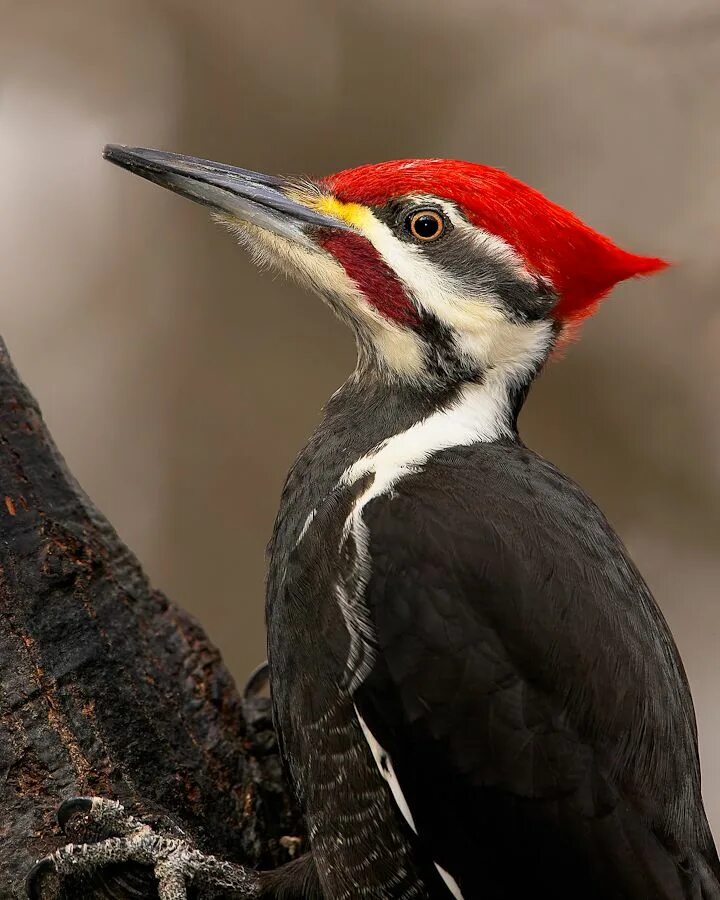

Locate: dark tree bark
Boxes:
[0,338,303,898]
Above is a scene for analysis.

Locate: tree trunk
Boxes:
[0,338,303,898]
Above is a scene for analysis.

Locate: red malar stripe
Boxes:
[318,231,420,327]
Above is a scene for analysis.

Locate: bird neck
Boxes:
[269,365,535,578]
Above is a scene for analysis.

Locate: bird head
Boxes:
[104,147,666,389]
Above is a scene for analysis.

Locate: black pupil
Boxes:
[412,213,440,238]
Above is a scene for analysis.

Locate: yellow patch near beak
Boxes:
[314,195,371,228]
[305,194,374,231]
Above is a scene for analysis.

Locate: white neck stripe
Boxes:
[342,373,513,502]
[334,374,514,691]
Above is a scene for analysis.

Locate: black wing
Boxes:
[354,441,719,899]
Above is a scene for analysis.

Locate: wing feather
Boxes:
[351,443,718,899]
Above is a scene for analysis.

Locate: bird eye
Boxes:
[406,209,445,242]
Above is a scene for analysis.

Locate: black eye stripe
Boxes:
[372,198,558,323]
[372,199,452,240]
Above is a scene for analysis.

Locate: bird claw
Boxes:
[25,858,59,900]
[26,796,260,899]
[56,796,94,830]
[243,660,270,699]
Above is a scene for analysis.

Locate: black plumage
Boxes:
[266,378,720,899]
[357,441,718,898]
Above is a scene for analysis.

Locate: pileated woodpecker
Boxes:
[27,148,719,900]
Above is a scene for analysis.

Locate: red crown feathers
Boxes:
[325,159,667,324]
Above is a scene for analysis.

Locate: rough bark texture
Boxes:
[0,338,303,898]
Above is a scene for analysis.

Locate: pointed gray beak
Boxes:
[103,145,349,246]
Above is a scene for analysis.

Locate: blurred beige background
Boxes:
[1,0,718,833]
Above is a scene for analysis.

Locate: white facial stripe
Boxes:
[350,196,510,302]
[216,216,425,377]
[355,209,486,310]
[349,202,553,378]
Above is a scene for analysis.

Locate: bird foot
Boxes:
[26,796,260,899]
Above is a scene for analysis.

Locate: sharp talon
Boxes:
[57,796,94,830]
[25,857,56,900]
[244,660,270,698]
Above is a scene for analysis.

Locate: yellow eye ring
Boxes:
[407,209,445,242]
